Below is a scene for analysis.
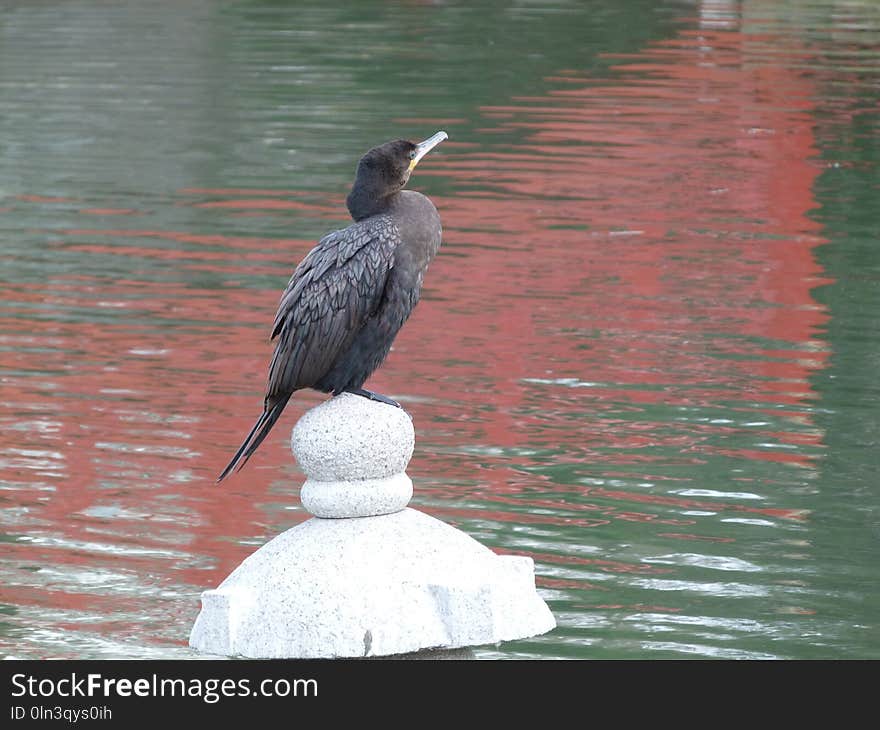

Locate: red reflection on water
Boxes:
[404,25,832,483]
[658,533,737,544]
[590,604,683,613]
[79,208,141,216]
[519,552,673,576]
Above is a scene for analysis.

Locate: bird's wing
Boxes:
[265,216,398,399]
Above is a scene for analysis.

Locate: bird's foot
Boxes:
[344,388,401,408]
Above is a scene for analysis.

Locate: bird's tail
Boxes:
[216,393,293,482]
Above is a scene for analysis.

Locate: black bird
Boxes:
[217,131,448,481]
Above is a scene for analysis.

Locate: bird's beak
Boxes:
[409,131,448,172]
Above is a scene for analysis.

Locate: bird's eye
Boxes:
[408,149,416,160]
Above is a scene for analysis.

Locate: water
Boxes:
[1,0,878,660]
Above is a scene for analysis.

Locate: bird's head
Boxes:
[347,131,447,220]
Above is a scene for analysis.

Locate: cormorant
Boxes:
[217,131,448,482]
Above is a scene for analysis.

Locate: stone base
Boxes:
[189,508,556,658]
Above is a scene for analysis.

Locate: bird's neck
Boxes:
[346,184,398,222]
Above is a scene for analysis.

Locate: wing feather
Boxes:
[266,216,398,399]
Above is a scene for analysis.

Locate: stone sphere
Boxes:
[291,393,415,482]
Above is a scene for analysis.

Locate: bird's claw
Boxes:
[344,388,401,408]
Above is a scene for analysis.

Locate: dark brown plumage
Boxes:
[217,131,447,481]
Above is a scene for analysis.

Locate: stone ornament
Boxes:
[190,394,556,658]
